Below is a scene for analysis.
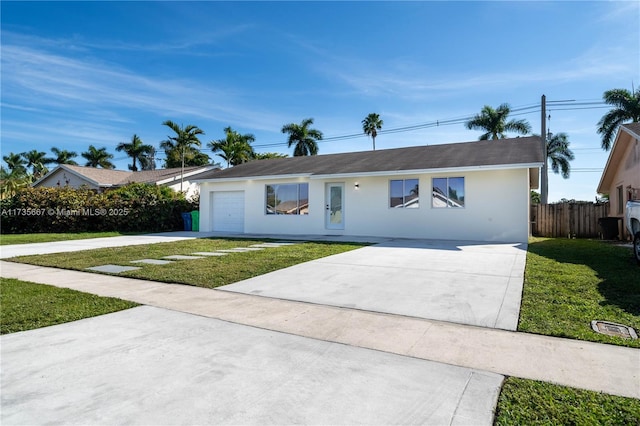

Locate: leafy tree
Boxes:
[50,147,78,165]
[253,152,288,160]
[81,145,115,169]
[465,103,531,140]
[208,127,256,168]
[597,88,640,150]
[21,149,49,179]
[0,166,30,199]
[281,118,323,156]
[362,113,384,150]
[531,191,541,205]
[116,134,154,171]
[139,147,157,171]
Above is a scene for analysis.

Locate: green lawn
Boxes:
[10,238,366,288]
[495,377,640,425]
[0,232,139,245]
[519,238,640,348]
[0,278,138,334]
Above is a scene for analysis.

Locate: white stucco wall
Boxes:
[35,170,99,190]
[165,181,200,200]
[199,168,531,243]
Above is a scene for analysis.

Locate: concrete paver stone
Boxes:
[162,255,205,260]
[85,265,141,273]
[130,259,174,265]
[191,252,228,256]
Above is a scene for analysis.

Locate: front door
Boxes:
[325,183,344,230]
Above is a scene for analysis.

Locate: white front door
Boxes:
[211,191,245,232]
[325,183,344,230]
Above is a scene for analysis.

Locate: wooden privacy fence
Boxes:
[531,202,610,238]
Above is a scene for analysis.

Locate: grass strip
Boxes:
[0,278,138,334]
[0,232,139,245]
[10,238,366,288]
[520,238,640,348]
[495,377,640,425]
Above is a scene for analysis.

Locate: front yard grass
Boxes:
[0,278,138,334]
[10,238,366,288]
[0,232,139,245]
[495,377,640,425]
[520,238,640,348]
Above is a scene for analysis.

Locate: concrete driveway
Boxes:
[221,239,528,330]
[1,306,502,425]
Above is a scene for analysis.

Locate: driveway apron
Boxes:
[221,239,528,330]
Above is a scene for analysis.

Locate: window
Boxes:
[390,179,419,208]
[432,177,465,208]
[617,185,624,214]
[265,183,309,215]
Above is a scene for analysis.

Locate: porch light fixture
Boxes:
[354,183,360,190]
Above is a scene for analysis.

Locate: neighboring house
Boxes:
[597,122,640,240]
[33,164,217,199]
[194,136,544,243]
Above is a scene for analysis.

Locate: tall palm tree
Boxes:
[281,118,323,156]
[2,152,27,175]
[160,120,205,191]
[0,166,30,199]
[597,88,640,150]
[50,147,78,165]
[362,113,383,150]
[21,150,49,179]
[81,145,115,169]
[208,127,256,168]
[465,103,531,140]
[536,132,575,203]
[116,134,153,171]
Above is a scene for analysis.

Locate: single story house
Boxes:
[194,136,543,243]
[33,164,217,199]
[597,122,640,240]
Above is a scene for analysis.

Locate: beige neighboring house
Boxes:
[33,164,217,200]
[597,122,640,240]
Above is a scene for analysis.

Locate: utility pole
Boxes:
[541,94,548,204]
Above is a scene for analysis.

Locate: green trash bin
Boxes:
[190,210,200,232]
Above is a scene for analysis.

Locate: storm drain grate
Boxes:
[591,321,638,339]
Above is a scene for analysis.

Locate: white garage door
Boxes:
[212,191,245,232]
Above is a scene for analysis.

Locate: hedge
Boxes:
[0,184,197,234]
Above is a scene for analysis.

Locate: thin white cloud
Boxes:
[1,39,288,133]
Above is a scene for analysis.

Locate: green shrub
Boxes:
[0,184,197,234]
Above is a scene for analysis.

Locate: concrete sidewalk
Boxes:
[2,260,638,399]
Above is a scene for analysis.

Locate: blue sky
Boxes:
[2,1,639,202]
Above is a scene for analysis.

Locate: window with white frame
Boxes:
[265,183,309,215]
[390,179,419,208]
[432,177,465,208]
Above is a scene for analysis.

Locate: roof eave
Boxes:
[309,162,543,179]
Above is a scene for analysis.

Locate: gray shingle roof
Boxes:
[193,136,544,180]
[53,165,211,186]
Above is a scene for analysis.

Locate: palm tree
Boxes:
[0,166,31,199]
[597,88,640,150]
[281,118,323,156]
[2,152,27,175]
[50,147,78,165]
[465,103,531,140]
[208,127,256,168]
[362,113,384,150]
[160,120,205,191]
[537,132,575,203]
[116,134,153,171]
[81,145,115,169]
[21,150,49,179]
